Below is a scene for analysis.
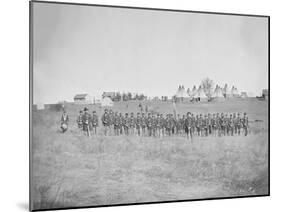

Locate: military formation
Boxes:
[61,107,249,138]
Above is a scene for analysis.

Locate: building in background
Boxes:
[74,94,92,104]
[262,89,269,100]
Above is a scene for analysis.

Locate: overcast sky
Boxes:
[32,2,268,104]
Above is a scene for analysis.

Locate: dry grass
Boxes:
[31,98,268,210]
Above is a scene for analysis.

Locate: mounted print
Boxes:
[30,1,270,211]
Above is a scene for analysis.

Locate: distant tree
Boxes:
[201,77,215,98]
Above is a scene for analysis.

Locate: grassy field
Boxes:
[31,98,269,210]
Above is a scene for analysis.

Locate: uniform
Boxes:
[109,110,114,135]
[211,114,217,136]
[215,114,220,136]
[123,114,130,136]
[82,110,92,136]
[91,112,99,135]
[236,114,242,135]
[129,113,136,135]
[233,113,237,134]
[170,115,176,135]
[195,115,201,136]
[185,113,193,139]
[228,116,234,136]
[135,114,142,136]
[141,114,147,136]
[101,110,110,136]
[223,115,229,136]
[219,114,225,136]
[242,113,249,136]
[191,115,196,135]
[155,115,161,137]
[146,114,153,136]
[202,115,208,136]
[207,114,212,135]
[176,115,182,135]
[113,113,121,135]
[159,114,165,137]
[119,113,124,135]
[76,111,83,129]
[151,115,157,136]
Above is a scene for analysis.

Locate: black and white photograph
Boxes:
[30,1,269,211]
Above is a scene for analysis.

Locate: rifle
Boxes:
[87,124,91,138]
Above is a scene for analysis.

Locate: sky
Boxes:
[32,2,268,104]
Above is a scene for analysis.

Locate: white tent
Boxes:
[231,86,239,97]
[186,88,191,97]
[176,86,187,98]
[197,86,208,99]
[214,86,224,98]
[101,97,113,107]
[191,86,197,98]
[36,102,45,110]
[223,84,231,97]
[175,86,189,102]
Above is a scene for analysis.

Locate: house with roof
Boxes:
[262,89,269,100]
[73,94,92,104]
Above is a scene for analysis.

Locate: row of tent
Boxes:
[175,85,247,99]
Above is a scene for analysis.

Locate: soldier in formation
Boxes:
[73,108,250,138]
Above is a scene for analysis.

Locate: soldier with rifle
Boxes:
[228,114,235,136]
[91,111,99,135]
[146,113,153,136]
[233,113,237,134]
[211,113,216,136]
[119,113,124,135]
[129,112,136,135]
[101,109,110,136]
[242,112,249,136]
[82,107,92,137]
[207,113,212,135]
[185,112,193,139]
[113,112,121,136]
[236,113,242,135]
[135,112,142,136]
[141,113,147,136]
[159,114,165,137]
[123,113,130,136]
[202,114,208,136]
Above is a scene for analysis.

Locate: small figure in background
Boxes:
[60,110,69,133]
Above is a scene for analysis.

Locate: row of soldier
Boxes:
[72,108,249,138]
